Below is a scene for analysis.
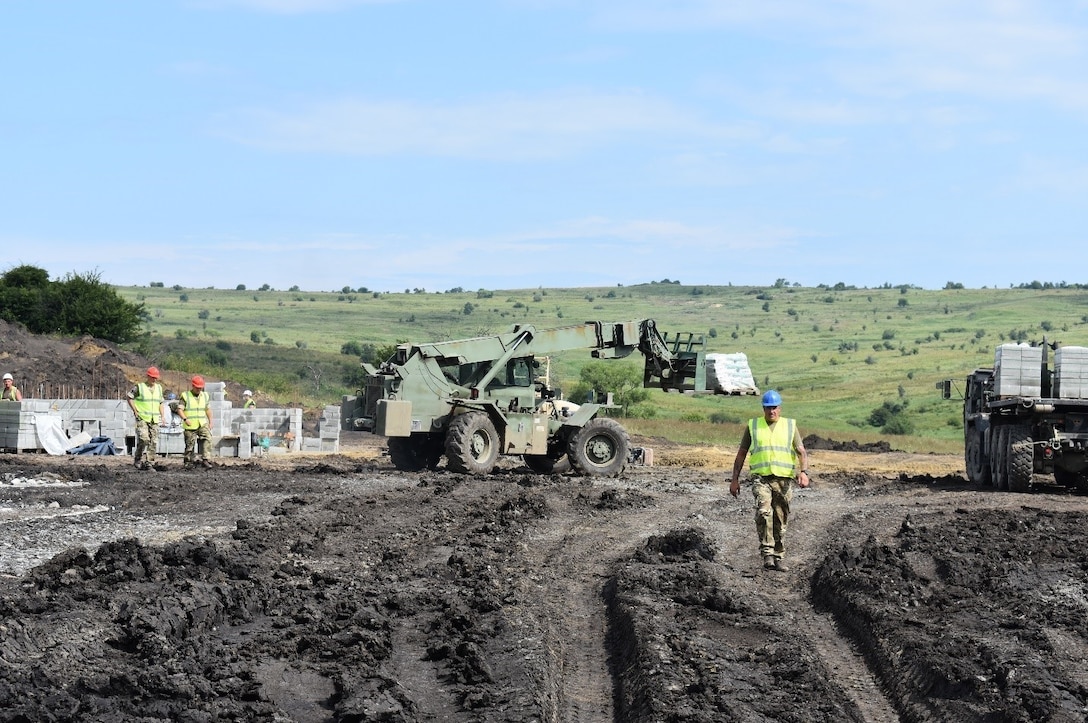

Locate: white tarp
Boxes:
[33,415,72,456]
[706,353,759,395]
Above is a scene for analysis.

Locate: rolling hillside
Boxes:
[117,281,1088,453]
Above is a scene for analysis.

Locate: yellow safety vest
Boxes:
[181,390,209,430]
[244,398,256,409]
[747,417,797,478]
[1,386,19,401]
[134,383,163,423]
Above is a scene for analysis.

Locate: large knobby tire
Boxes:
[965,428,991,486]
[990,426,1007,491]
[568,418,629,478]
[1053,467,1082,490]
[524,452,572,475]
[445,411,500,475]
[388,435,444,472]
[1006,424,1033,493]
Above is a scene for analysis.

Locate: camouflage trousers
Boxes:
[751,475,793,560]
[184,425,212,463]
[134,419,159,464]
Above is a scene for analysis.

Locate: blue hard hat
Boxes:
[761,389,782,407]
[166,392,177,400]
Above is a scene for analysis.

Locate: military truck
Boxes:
[940,340,1088,492]
[342,319,751,477]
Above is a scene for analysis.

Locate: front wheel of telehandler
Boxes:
[568,418,629,478]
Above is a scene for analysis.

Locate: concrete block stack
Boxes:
[0,381,339,457]
[994,344,1043,398]
[318,404,341,453]
[0,401,49,450]
[1054,346,1088,399]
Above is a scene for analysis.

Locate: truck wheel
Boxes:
[568,418,629,478]
[446,412,500,475]
[966,429,991,486]
[990,426,1007,491]
[1054,467,1081,489]
[388,435,444,472]
[1006,424,1033,493]
[524,454,571,474]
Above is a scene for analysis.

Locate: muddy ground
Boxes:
[1,435,1086,723]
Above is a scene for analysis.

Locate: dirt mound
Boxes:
[0,320,147,398]
[804,434,894,453]
[0,452,1085,721]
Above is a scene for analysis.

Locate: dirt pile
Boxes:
[1,449,1087,722]
[0,319,144,398]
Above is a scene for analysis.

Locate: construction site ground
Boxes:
[2,432,1086,723]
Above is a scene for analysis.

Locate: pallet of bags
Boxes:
[706,353,759,395]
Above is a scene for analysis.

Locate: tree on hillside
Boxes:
[569,362,648,415]
[0,265,145,343]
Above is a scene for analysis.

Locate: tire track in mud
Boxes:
[515,482,688,722]
[514,473,904,722]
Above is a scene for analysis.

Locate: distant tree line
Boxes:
[0,265,145,343]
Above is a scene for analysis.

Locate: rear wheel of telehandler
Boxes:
[1006,424,1033,493]
[523,454,571,474]
[568,418,629,478]
[388,434,445,472]
[446,411,500,475]
[965,427,991,486]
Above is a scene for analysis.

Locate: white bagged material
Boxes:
[706,353,759,395]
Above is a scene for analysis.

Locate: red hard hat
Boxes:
[146,366,161,379]
[191,375,205,389]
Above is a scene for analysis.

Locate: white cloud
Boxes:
[215,90,745,159]
[186,0,400,13]
[1016,155,1088,196]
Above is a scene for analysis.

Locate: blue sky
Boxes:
[5,1,1088,293]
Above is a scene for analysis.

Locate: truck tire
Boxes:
[1006,424,1033,493]
[388,435,444,472]
[568,418,629,478]
[990,426,1007,491]
[523,454,571,474]
[446,411,500,475]
[1053,467,1082,489]
[966,428,991,486]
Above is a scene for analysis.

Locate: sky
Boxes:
[4,1,1088,294]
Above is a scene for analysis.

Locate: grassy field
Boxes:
[117,282,1088,454]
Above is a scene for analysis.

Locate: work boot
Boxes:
[139,461,152,471]
[763,555,776,570]
[201,459,213,469]
[183,460,194,470]
[773,559,789,572]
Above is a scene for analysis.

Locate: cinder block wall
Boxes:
[0,380,342,457]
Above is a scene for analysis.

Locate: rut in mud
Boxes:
[1,449,1087,722]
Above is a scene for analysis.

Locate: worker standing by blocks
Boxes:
[242,389,256,409]
[127,366,164,470]
[179,375,214,469]
[729,390,810,572]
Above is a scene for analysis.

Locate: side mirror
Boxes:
[935,379,952,399]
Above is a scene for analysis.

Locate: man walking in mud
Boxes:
[729,390,810,571]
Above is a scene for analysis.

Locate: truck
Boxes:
[342,319,750,477]
[939,340,1088,492]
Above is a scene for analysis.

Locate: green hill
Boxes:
[118,281,1088,455]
